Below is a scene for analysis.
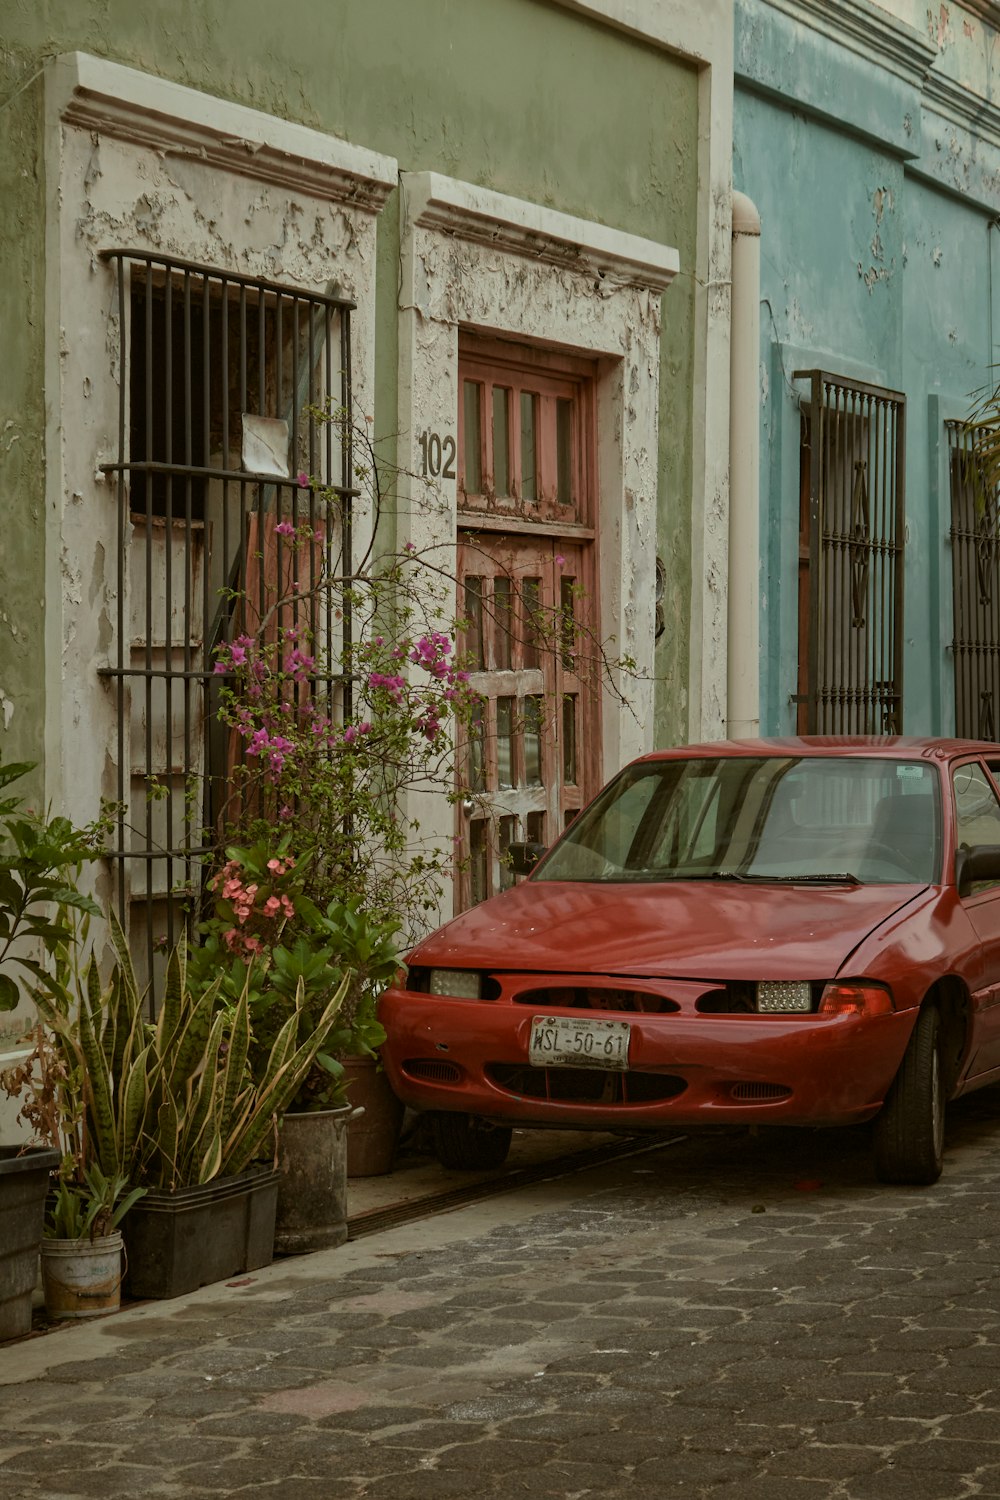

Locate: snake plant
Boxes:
[32,912,351,1192]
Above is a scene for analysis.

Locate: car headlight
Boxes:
[756,981,812,1013]
[429,968,482,999]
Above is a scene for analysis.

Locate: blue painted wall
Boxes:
[735,0,1000,738]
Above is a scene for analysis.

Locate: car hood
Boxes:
[412,879,929,980]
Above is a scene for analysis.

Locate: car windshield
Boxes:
[536,755,942,885]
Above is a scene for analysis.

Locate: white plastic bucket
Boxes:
[40,1232,123,1319]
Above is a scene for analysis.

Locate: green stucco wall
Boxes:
[0,0,700,773]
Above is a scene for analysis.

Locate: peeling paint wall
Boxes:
[402,209,664,752]
[1,0,722,826]
[48,115,381,830]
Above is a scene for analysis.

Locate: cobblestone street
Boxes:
[3,1092,1000,1500]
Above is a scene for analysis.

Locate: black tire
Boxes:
[873,1005,945,1185]
[429,1112,513,1170]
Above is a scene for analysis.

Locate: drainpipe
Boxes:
[727,191,762,740]
[990,216,1000,391]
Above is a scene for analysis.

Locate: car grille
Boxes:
[487,1063,687,1104]
[403,1059,463,1084]
[510,986,680,1013]
[728,1081,792,1101]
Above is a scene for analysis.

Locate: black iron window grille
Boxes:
[947,419,1000,740]
[794,370,905,735]
[99,250,356,994]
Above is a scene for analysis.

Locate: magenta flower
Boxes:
[275,520,295,537]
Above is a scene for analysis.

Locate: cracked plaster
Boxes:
[397,174,671,924]
[45,60,386,843]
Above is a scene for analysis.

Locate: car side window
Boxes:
[953,761,1000,893]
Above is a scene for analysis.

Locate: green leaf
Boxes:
[118,1043,153,1172]
[0,975,19,1011]
[0,760,36,790]
[77,976,118,1176]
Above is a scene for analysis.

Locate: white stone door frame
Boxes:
[396,169,678,922]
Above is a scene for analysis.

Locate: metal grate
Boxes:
[486,1063,687,1103]
[795,370,905,734]
[403,1059,464,1084]
[729,1082,792,1101]
[947,420,1000,740]
[98,250,357,997]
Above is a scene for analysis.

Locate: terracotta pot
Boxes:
[341,1056,404,1176]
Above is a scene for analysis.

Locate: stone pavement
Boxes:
[4,1090,1000,1500]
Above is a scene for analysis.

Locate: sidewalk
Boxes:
[11,1126,640,1347]
[346,1126,639,1235]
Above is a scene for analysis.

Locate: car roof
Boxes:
[635,736,1000,765]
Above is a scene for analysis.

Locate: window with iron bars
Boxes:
[99,250,356,996]
[947,419,1000,740]
[794,370,905,735]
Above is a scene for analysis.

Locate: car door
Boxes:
[953,757,1000,1078]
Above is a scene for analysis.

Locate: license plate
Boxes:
[528,1015,631,1071]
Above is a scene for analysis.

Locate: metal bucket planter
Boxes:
[123,1164,279,1300]
[40,1232,123,1320]
[0,1145,60,1340]
[341,1056,404,1177]
[274,1104,358,1254]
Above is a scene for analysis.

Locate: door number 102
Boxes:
[419,430,456,480]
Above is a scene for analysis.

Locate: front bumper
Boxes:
[379,981,917,1130]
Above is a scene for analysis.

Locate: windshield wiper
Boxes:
[726,871,861,886]
[614,869,861,885]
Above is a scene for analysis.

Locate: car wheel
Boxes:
[429,1112,513,1170]
[873,1004,945,1186]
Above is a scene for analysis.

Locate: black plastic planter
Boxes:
[0,1145,60,1340]
[123,1164,279,1300]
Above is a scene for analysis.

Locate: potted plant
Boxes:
[3,1007,144,1321]
[103,920,350,1296]
[203,525,482,1195]
[5,902,350,1301]
[188,845,403,1250]
[0,756,107,1336]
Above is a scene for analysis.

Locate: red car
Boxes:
[380,738,1000,1184]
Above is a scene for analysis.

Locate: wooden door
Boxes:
[454,337,600,909]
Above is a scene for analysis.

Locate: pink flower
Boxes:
[555,553,566,568]
[297,470,309,488]
[275,520,295,537]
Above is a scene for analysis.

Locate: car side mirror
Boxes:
[508,841,547,876]
[957,844,1000,896]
